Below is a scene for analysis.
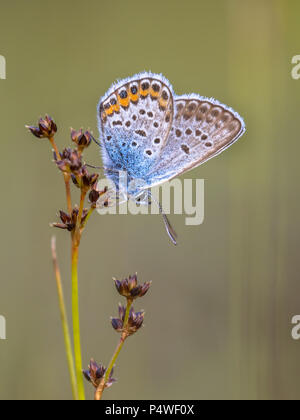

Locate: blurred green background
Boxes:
[0,0,299,400]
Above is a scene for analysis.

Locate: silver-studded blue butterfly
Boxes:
[96,72,246,245]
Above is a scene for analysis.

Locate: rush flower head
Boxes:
[56,148,82,174]
[83,359,116,389]
[111,304,145,336]
[26,115,57,139]
[89,185,108,206]
[71,166,99,192]
[52,206,88,232]
[71,128,92,151]
[114,274,151,300]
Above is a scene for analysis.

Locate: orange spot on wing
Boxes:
[105,105,113,116]
[150,88,160,98]
[159,97,168,108]
[140,86,149,97]
[118,95,130,108]
[112,103,120,113]
[129,92,139,102]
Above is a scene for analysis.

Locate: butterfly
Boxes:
[96,72,246,245]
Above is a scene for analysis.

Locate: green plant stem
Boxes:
[95,299,133,401]
[51,236,78,400]
[71,242,85,400]
[75,191,86,245]
[64,174,72,215]
[81,207,95,231]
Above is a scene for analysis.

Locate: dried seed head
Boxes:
[111,304,145,336]
[56,148,82,174]
[83,359,116,389]
[89,186,108,206]
[80,167,99,192]
[114,274,151,300]
[52,206,89,232]
[26,115,57,139]
[71,128,92,151]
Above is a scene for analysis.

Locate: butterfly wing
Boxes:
[97,72,174,185]
[148,94,246,186]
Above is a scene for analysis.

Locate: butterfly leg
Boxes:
[146,191,177,246]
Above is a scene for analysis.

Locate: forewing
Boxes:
[97,72,174,179]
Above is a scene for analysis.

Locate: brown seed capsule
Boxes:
[26,115,57,139]
[71,128,92,150]
[52,206,89,232]
[56,148,82,174]
[111,304,145,336]
[83,359,116,389]
[89,186,108,205]
[114,274,151,300]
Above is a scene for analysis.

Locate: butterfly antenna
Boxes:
[148,192,178,246]
[85,163,104,170]
[90,133,102,148]
[84,163,120,175]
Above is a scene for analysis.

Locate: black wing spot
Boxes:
[112,120,122,126]
[181,144,190,154]
[135,130,147,137]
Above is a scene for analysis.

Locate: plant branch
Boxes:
[81,207,95,231]
[51,236,78,400]
[71,242,85,400]
[64,174,72,215]
[49,136,60,162]
[94,299,133,401]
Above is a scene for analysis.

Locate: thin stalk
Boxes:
[49,136,61,162]
[74,191,86,245]
[71,242,85,400]
[64,173,72,215]
[95,299,133,401]
[81,207,95,231]
[51,236,78,400]
[71,189,87,400]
